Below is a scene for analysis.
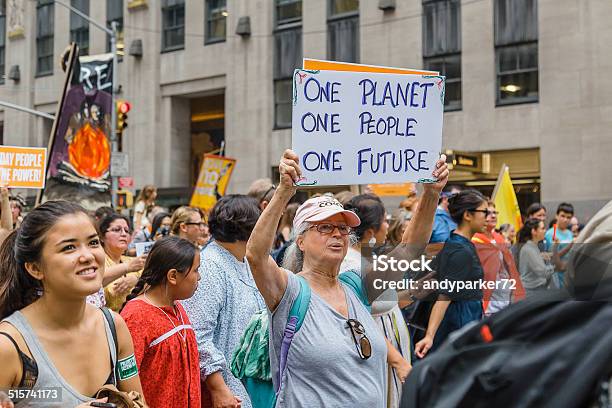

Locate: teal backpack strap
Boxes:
[289,276,311,331]
[339,270,371,312]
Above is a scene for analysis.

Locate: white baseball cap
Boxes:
[293,196,361,232]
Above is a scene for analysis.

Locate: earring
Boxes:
[368,237,377,247]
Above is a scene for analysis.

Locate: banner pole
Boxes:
[492,163,507,200]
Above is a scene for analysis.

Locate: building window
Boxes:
[495,0,538,105]
[205,0,227,44]
[274,0,302,129]
[70,0,89,56]
[422,0,461,111]
[0,0,5,84]
[107,0,124,57]
[36,0,54,76]
[162,0,185,52]
[276,0,302,25]
[327,0,359,63]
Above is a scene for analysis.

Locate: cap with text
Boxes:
[293,196,361,232]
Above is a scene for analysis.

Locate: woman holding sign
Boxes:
[246,149,448,407]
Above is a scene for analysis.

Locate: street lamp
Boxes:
[54,0,121,208]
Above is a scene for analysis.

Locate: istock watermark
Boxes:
[372,254,433,273]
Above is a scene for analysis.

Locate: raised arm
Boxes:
[102,255,146,287]
[363,155,449,301]
[246,150,302,311]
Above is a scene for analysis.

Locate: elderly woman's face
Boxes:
[298,213,350,266]
[104,219,130,253]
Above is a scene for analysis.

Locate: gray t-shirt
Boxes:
[269,270,387,408]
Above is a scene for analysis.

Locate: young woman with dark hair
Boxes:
[120,236,201,407]
[0,201,145,407]
[182,195,263,408]
[415,190,488,358]
[150,212,172,241]
[516,219,563,297]
[526,203,547,222]
[97,214,146,312]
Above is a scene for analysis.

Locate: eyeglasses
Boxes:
[347,319,371,359]
[108,227,130,234]
[307,223,352,235]
[470,209,498,217]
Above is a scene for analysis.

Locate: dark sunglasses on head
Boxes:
[260,185,276,203]
[347,318,372,360]
[308,223,352,235]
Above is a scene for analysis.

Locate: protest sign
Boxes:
[40,49,113,210]
[0,146,47,189]
[190,154,236,211]
[291,69,445,186]
[135,241,155,258]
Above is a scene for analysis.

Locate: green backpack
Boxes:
[231,276,311,408]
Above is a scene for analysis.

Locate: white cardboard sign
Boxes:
[291,69,445,186]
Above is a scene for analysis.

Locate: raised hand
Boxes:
[423,154,449,194]
[277,149,302,196]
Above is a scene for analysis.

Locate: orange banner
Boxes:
[303,58,438,75]
[367,183,415,197]
[0,146,47,189]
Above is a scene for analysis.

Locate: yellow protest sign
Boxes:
[190,154,236,211]
[0,146,47,189]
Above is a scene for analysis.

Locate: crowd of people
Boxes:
[0,148,601,407]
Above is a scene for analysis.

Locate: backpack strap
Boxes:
[289,275,311,331]
[101,307,119,384]
[339,270,371,312]
[275,275,311,395]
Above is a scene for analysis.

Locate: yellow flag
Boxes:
[492,165,522,231]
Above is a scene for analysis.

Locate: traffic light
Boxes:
[116,100,131,133]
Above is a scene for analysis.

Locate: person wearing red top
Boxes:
[472,201,525,315]
[120,236,201,408]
